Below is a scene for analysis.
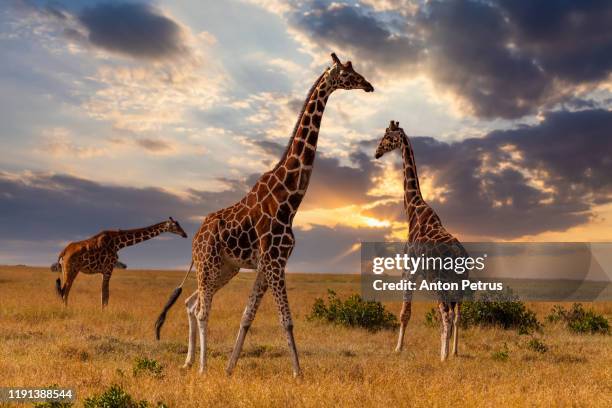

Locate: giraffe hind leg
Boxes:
[60,263,79,306]
[195,262,220,374]
[182,291,199,369]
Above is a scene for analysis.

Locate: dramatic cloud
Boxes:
[78,2,188,60]
[282,0,612,119]
[366,109,612,239]
[290,2,422,73]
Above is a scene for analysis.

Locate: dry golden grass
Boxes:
[1,265,611,407]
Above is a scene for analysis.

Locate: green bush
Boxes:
[83,384,167,408]
[423,289,540,334]
[133,357,164,378]
[424,307,439,327]
[527,338,548,353]
[492,343,509,361]
[546,303,610,334]
[308,290,398,332]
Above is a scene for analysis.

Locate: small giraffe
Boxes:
[375,120,466,361]
[156,53,373,377]
[55,217,187,307]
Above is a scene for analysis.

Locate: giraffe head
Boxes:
[328,52,374,92]
[166,217,188,238]
[375,120,405,159]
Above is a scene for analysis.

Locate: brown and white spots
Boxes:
[375,120,465,361]
[55,218,187,307]
[174,53,373,377]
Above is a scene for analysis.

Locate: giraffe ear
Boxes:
[331,52,341,65]
[169,216,174,222]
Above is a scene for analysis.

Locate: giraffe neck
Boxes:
[271,69,333,210]
[112,222,168,251]
[401,134,425,228]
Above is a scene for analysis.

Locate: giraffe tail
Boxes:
[155,261,193,340]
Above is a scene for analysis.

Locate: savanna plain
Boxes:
[1,265,611,407]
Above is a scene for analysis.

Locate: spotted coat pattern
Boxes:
[182,53,374,377]
[375,120,466,361]
[56,218,187,306]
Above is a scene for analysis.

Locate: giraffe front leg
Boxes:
[267,269,301,377]
[451,302,460,357]
[395,301,412,352]
[182,291,198,369]
[226,271,268,376]
[439,302,451,362]
[101,272,111,307]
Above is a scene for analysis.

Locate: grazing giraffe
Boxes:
[374,120,466,361]
[156,53,374,377]
[55,218,187,306]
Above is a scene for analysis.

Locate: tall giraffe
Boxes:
[374,120,466,361]
[156,53,373,376]
[55,218,187,306]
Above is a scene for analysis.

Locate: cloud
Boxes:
[40,127,107,158]
[289,2,422,75]
[275,0,612,119]
[77,2,188,60]
[134,137,174,153]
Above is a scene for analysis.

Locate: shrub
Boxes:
[83,384,167,408]
[33,403,72,408]
[424,307,439,327]
[133,357,164,378]
[527,338,548,353]
[461,289,540,334]
[492,343,509,361]
[308,290,398,331]
[33,400,73,408]
[546,303,610,334]
[422,289,540,334]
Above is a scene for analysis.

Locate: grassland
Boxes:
[1,265,611,407]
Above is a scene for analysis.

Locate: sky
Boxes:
[1,0,612,273]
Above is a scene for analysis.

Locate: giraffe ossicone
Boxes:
[375,120,466,361]
[155,52,374,377]
[54,217,187,307]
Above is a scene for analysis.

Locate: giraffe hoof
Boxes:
[394,347,403,353]
[293,370,303,379]
[181,363,192,370]
[198,367,207,375]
